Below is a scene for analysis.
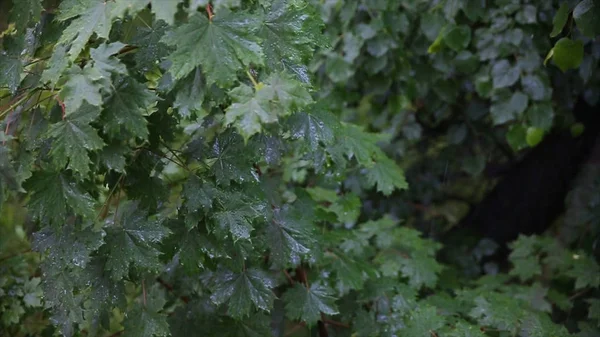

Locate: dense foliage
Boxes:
[1,0,599,336]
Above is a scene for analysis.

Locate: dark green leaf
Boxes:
[210,267,275,318]
[573,0,600,38]
[46,103,104,178]
[551,37,584,72]
[550,2,570,37]
[283,283,339,325]
[102,77,156,140]
[164,11,262,85]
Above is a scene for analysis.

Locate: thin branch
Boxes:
[142,279,147,307]
[283,269,294,285]
[322,318,350,329]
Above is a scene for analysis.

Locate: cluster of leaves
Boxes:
[0,0,599,337]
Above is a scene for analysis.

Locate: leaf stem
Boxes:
[246,70,259,89]
[142,279,147,307]
[206,3,214,20]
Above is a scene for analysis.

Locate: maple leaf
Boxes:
[103,202,171,280]
[260,72,313,110]
[123,287,170,337]
[130,20,171,72]
[60,66,104,115]
[41,44,70,85]
[0,52,22,93]
[173,67,206,118]
[333,124,389,167]
[259,0,323,70]
[102,77,157,140]
[366,156,409,195]
[210,267,276,318]
[89,42,127,79]
[39,271,84,337]
[56,0,117,61]
[33,225,105,271]
[212,192,265,241]
[402,306,446,337]
[283,283,339,325]
[225,74,312,141]
[163,10,263,85]
[208,131,257,185]
[113,0,179,25]
[25,171,96,225]
[9,0,42,33]
[287,109,338,151]
[225,84,276,142]
[46,103,105,178]
[267,202,315,267]
[0,147,19,212]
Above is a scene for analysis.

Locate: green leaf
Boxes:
[164,10,263,85]
[587,299,600,326]
[490,91,529,125]
[327,250,375,292]
[9,0,42,33]
[366,156,409,195]
[283,283,339,325]
[41,44,70,85]
[22,277,43,308]
[260,72,313,111]
[89,42,127,79]
[212,197,262,242]
[334,124,387,167]
[123,287,169,337]
[60,66,103,115]
[173,67,205,118]
[25,171,96,225]
[551,37,584,72]
[288,110,337,150]
[330,193,361,224]
[210,267,276,318]
[550,2,570,37]
[443,25,471,51]
[57,0,117,61]
[267,201,315,267]
[403,306,445,337]
[104,203,171,280]
[130,20,170,72]
[510,254,542,281]
[526,102,554,130]
[208,131,256,185]
[526,127,544,147]
[102,77,156,140]
[46,103,104,178]
[33,225,104,270]
[491,60,520,89]
[39,271,84,336]
[521,74,550,101]
[469,293,524,334]
[567,254,600,289]
[225,74,312,141]
[0,53,22,93]
[225,84,277,142]
[259,0,322,70]
[98,144,127,173]
[573,0,600,38]
[520,313,571,337]
[506,124,527,151]
[150,0,180,25]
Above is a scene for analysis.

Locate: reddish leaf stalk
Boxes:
[206,3,214,20]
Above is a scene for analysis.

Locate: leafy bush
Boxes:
[0,0,599,336]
